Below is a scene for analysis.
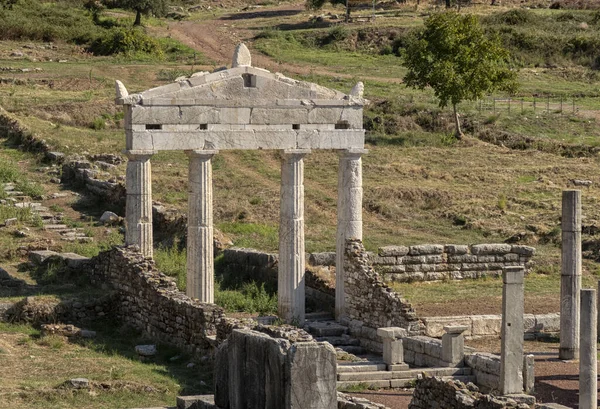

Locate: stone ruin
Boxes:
[116,43,366,326]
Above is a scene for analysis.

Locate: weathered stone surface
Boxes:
[409,244,444,255]
[232,43,251,67]
[288,342,337,409]
[135,344,157,357]
[99,211,119,225]
[471,244,512,255]
[68,378,89,389]
[29,250,59,265]
[500,267,525,395]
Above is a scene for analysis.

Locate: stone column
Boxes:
[186,150,218,303]
[335,148,367,321]
[125,150,154,258]
[560,190,582,360]
[377,327,408,370]
[500,266,525,395]
[278,149,309,325]
[579,289,597,409]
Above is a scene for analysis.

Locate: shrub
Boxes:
[89,26,163,58]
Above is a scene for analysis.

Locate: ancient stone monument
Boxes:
[116,44,366,325]
[560,190,581,360]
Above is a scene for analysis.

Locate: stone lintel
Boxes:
[122,149,156,160]
[185,149,219,157]
[443,325,469,335]
[283,149,311,156]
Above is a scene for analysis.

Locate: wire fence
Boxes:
[477,96,578,116]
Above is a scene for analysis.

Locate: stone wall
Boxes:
[89,246,224,354]
[422,313,560,340]
[409,376,530,409]
[371,244,535,283]
[343,239,423,353]
[402,336,445,368]
[465,353,502,391]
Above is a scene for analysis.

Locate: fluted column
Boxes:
[125,150,154,258]
[279,149,309,325]
[336,148,367,321]
[560,190,582,360]
[186,150,218,303]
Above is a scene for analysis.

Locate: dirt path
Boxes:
[167,4,403,83]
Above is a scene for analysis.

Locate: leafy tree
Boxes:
[120,0,169,26]
[402,12,517,138]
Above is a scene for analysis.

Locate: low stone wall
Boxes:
[402,336,445,368]
[337,392,389,409]
[422,313,560,339]
[61,159,126,207]
[89,246,224,355]
[343,239,423,353]
[409,376,530,409]
[465,352,502,391]
[371,244,535,283]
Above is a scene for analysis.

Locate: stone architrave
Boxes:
[279,150,309,325]
[124,150,154,258]
[499,266,525,395]
[186,150,218,303]
[560,190,582,360]
[335,148,367,320]
[579,289,597,409]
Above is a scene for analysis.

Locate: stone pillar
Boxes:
[500,266,525,395]
[442,325,468,367]
[335,148,367,321]
[523,354,535,393]
[125,150,154,258]
[579,289,597,409]
[377,327,408,370]
[278,149,309,325]
[186,150,217,303]
[560,190,582,360]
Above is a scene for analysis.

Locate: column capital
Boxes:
[123,149,156,160]
[282,149,310,157]
[185,149,219,158]
[339,148,368,157]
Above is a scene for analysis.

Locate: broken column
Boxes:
[335,148,366,320]
[523,354,535,393]
[279,150,309,325]
[579,288,597,409]
[186,150,217,303]
[124,150,154,258]
[442,325,468,367]
[377,327,408,370]
[500,265,525,395]
[560,190,582,360]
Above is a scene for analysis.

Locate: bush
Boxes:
[89,26,163,58]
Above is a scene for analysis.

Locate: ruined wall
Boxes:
[343,239,423,353]
[89,246,224,354]
[371,244,535,283]
[464,353,502,391]
[409,376,530,409]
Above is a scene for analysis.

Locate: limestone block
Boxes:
[422,317,472,338]
[250,108,308,125]
[444,244,468,254]
[403,255,426,265]
[448,254,478,263]
[523,354,534,393]
[471,244,512,255]
[204,130,296,150]
[131,106,220,125]
[232,43,251,67]
[471,315,502,337]
[29,250,59,265]
[378,246,409,257]
[535,313,560,333]
[511,245,536,256]
[408,245,444,255]
[424,255,444,264]
[287,342,337,409]
[140,82,182,100]
[307,107,362,128]
[59,252,91,269]
[296,130,365,150]
[370,255,397,265]
[376,327,406,339]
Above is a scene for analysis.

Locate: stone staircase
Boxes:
[2,183,94,243]
[304,313,476,389]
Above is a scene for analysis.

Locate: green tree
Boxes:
[402,12,517,138]
[120,0,169,26]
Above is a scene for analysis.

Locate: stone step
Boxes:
[6,191,24,196]
[305,311,334,321]
[337,362,387,373]
[43,224,69,230]
[38,213,57,220]
[306,320,347,337]
[61,232,87,238]
[337,374,476,390]
[61,237,94,242]
[337,345,366,355]
[15,202,40,208]
[338,367,472,382]
[316,335,361,346]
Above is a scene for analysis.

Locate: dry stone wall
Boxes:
[89,246,224,354]
[372,244,535,283]
[409,376,530,409]
[343,239,423,353]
